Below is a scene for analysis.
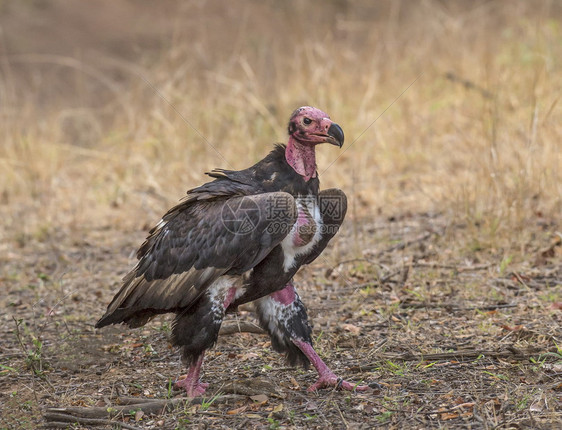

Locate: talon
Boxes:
[336,378,344,390]
[293,339,372,393]
[307,372,371,392]
[174,377,209,397]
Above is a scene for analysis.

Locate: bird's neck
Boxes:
[285,137,317,182]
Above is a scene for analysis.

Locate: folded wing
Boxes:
[96,191,296,328]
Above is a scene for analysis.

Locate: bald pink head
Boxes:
[285,106,344,181]
[287,106,344,147]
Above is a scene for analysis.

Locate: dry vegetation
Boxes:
[0,0,560,429]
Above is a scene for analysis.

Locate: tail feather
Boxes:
[96,266,221,329]
[95,307,158,328]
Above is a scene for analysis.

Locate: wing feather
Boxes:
[96,192,296,328]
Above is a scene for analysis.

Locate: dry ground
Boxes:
[1,0,561,429]
[0,212,560,429]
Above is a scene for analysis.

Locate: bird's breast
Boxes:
[280,196,323,272]
[293,204,317,247]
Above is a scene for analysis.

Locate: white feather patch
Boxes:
[255,294,298,342]
[207,276,237,323]
[281,196,323,272]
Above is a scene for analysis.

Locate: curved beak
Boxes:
[326,123,344,148]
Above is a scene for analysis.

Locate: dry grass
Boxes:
[0,0,560,429]
[1,0,560,250]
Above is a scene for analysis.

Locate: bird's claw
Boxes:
[174,375,209,397]
[307,371,370,392]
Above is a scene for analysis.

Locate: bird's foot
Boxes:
[292,339,371,392]
[175,375,209,397]
[307,370,370,392]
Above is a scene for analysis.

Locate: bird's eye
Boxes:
[303,117,312,125]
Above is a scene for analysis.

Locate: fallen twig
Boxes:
[413,262,493,272]
[342,269,404,291]
[397,401,476,417]
[113,396,168,405]
[325,257,382,278]
[332,257,378,268]
[364,231,434,258]
[219,321,265,336]
[512,271,532,290]
[43,414,142,429]
[43,394,245,428]
[398,302,517,311]
[350,347,548,371]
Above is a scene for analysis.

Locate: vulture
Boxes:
[96,106,370,395]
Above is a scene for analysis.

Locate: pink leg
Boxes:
[293,339,370,392]
[175,353,209,396]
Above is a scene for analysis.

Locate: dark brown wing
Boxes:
[96,191,297,328]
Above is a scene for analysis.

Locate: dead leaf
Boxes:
[241,352,259,360]
[452,402,475,410]
[250,394,268,404]
[134,410,144,421]
[441,412,459,420]
[543,363,562,372]
[342,323,361,335]
[306,401,319,411]
[289,376,300,390]
[226,405,248,415]
[102,344,120,352]
[501,324,524,331]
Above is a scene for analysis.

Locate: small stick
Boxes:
[350,347,546,371]
[44,394,245,424]
[397,302,517,311]
[413,262,493,271]
[219,321,265,336]
[43,414,142,430]
[365,232,433,258]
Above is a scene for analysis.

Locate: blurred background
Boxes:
[0,0,560,251]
